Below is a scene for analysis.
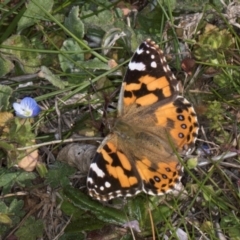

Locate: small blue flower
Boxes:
[13,97,41,118]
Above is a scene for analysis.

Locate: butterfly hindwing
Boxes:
[135,157,183,195]
[153,97,199,151]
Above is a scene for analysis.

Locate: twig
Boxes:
[17,137,103,150]
[0,191,28,199]
[198,151,238,167]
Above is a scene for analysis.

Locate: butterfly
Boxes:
[87,39,199,201]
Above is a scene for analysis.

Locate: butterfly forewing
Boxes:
[87,135,142,201]
[119,39,179,113]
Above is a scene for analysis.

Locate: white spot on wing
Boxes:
[136,47,144,55]
[146,50,150,54]
[163,66,168,72]
[100,186,104,191]
[129,61,146,71]
[151,61,157,68]
[105,182,111,188]
[151,54,155,59]
[87,177,93,184]
[90,163,105,178]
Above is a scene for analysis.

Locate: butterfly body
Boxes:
[87,39,198,201]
